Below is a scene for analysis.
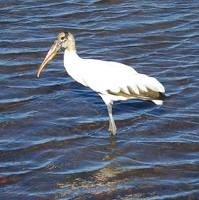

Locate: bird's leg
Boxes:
[106,103,117,135]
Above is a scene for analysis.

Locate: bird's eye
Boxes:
[61,36,65,40]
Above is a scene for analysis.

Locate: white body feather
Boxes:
[64,50,165,105]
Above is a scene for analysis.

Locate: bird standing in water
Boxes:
[37,31,165,135]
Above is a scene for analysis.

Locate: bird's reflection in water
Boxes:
[55,135,123,198]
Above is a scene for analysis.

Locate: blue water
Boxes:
[0,0,199,199]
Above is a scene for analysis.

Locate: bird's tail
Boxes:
[152,92,166,105]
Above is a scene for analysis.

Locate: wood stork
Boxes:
[37,31,166,135]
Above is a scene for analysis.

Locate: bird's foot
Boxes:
[108,124,117,135]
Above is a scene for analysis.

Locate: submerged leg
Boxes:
[106,103,117,135]
[99,94,117,135]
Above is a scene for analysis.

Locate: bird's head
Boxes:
[37,31,75,77]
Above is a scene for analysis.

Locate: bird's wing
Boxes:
[79,58,165,102]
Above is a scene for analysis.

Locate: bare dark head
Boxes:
[37,31,75,77]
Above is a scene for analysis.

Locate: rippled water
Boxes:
[0,0,199,199]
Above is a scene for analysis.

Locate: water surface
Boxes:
[0,0,199,199]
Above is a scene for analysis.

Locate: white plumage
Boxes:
[37,31,166,135]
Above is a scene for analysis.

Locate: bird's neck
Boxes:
[64,49,78,59]
[67,44,76,51]
[63,49,81,69]
[63,49,87,86]
[66,33,76,51]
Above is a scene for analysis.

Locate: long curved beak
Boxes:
[37,41,61,77]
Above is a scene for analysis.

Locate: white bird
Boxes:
[37,31,166,135]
